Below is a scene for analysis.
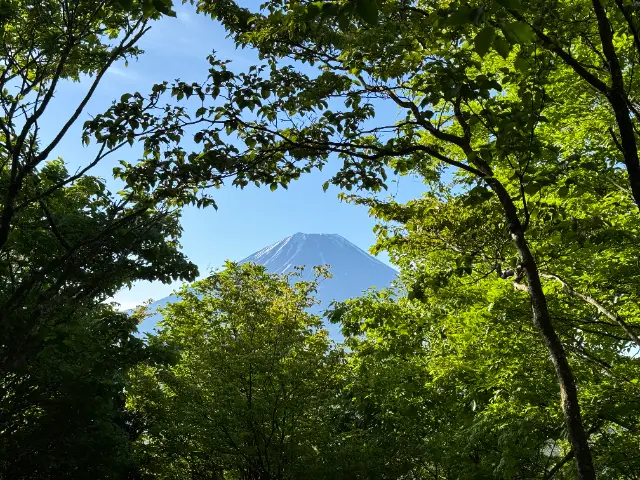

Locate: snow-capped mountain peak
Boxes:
[137,233,397,339]
[240,232,395,279]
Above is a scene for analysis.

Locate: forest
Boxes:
[1,0,640,478]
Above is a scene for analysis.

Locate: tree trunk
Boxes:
[591,0,640,211]
[512,233,596,480]
[516,0,640,212]
[488,179,597,480]
[607,91,640,210]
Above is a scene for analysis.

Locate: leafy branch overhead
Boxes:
[3,0,640,478]
[0,0,193,477]
[148,0,640,477]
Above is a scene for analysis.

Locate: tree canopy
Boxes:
[128,263,348,480]
[0,0,194,476]
[163,0,640,476]
[2,0,640,477]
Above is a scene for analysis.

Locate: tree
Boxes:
[0,0,179,251]
[0,160,199,477]
[330,184,640,478]
[0,303,155,479]
[0,0,212,476]
[481,0,640,212]
[127,262,346,480]
[12,0,636,477]
[333,289,570,479]
[144,0,640,475]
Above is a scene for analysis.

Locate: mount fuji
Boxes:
[135,233,398,339]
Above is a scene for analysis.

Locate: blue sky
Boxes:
[40,3,426,309]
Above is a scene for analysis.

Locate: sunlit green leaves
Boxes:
[128,263,344,479]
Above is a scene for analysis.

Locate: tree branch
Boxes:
[543,449,574,480]
[35,20,150,164]
[38,199,71,251]
[506,11,610,94]
[0,20,149,252]
[541,273,640,347]
[613,0,640,60]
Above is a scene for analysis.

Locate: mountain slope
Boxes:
[241,232,396,284]
[136,233,397,338]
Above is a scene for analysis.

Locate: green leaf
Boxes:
[305,1,323,19]
[270,183,278,191]
[474,26,496,57]
[153,0,177,17]
[464,185,493,206]
[445,7,474,27]
[338,13,350,31]
[321,2,340,17]
[502,21,536,43]
[523,182,541,196]
[496,0,522,10]
[425,12,441,25]
[117,0,134,9]
[356,0,378,25]
[141,0,155,16]
[493,36,511,58]
[514,57,530,72]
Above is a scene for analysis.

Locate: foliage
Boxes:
[2,0,640,477]
[0,159,198,478]
[334,288,569,479]
[331,183,640,478]
[107,0,640,476]
[0,0,200,477]
[1,305,150,478]
[127,262,347,480]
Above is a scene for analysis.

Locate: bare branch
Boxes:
[36,21,150,164]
